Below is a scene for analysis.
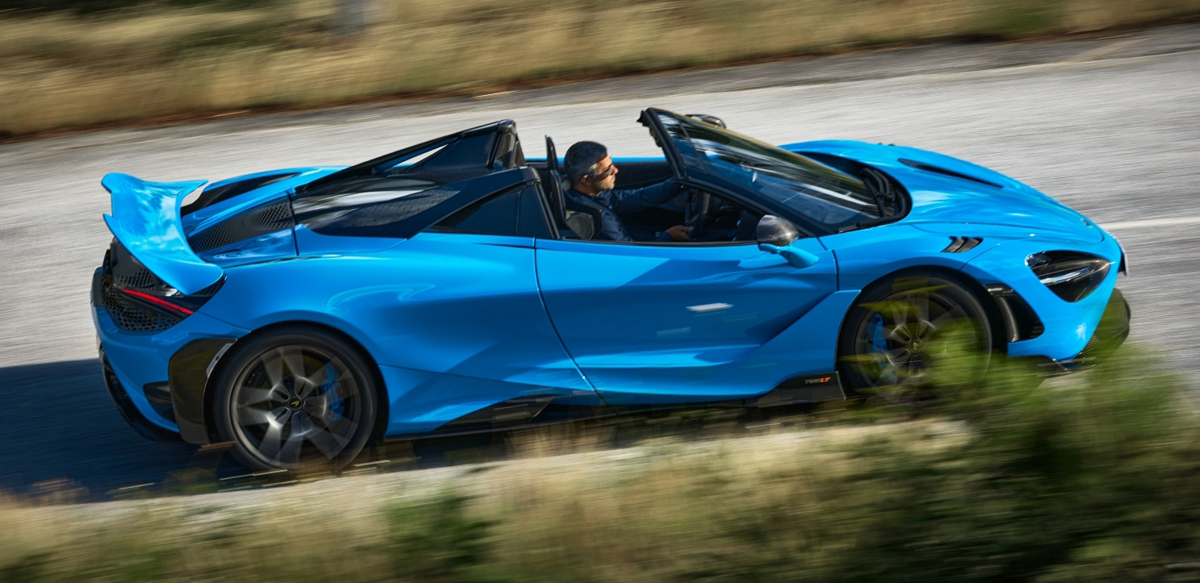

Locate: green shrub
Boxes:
[388,492,506,583]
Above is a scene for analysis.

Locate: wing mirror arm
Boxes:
[758,243,819,268]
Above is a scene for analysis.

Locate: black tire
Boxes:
[212,327,377,472]
[837,272,993,402]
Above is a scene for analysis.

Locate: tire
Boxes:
[837,272,993,402]
[212,327,378,472]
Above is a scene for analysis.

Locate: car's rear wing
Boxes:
[102,173,224,295]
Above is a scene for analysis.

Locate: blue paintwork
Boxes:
[102,173,223,295]
[181,168,337,229]
[95,124,1127,440]
[786,141,1104,241]
[535,237,838,402]
[92,302,248,432]
[960,232,1121,360]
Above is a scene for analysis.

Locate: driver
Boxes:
[562,141,693,242]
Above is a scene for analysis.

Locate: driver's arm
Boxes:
[605,178,677,215]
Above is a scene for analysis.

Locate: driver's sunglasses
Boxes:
[589,163,617,179]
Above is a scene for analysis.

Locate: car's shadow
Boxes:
[0,358,815,502]
[0,359,204,501]
[0,359,566,502]
[0,359,512,501]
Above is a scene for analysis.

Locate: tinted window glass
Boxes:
[516,186,552,238]
[658,112,879,231]
[182,172,298,215]
[430,188,520,236]
[294,181,455,228]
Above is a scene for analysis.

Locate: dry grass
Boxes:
[0,420,952,582]
[3,0,1199,135]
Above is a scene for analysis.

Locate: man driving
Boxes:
[562,141,693,242]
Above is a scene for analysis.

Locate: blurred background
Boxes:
[2,0,1198,136]
[3,1,1200,581]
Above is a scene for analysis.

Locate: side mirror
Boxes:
[686,114,727,128]
[755,215,800,247]
[756,215,817,268]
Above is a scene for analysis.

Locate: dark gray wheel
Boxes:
[213,328,377,472]
[838,273,993,401]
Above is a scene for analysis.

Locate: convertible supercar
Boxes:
[92,109,1129,470]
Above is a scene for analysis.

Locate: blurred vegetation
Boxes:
[1,0,276,15]
[4,343,1200,581]
[1,0,1199,135]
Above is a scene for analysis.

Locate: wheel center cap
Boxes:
[909,340,923,352]
[287,397,303,409]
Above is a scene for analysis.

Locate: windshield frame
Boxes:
[642,108,887,236]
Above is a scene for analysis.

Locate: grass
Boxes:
[3,342,1200,581]
[2,0,1200,135]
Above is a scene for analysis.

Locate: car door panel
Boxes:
[535,238,837,403]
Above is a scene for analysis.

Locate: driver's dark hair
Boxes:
[563,141,608,184]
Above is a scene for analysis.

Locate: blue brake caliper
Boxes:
[321,362,345,422]
[867,313,896,383]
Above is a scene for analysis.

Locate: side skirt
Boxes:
[384,372,845,442]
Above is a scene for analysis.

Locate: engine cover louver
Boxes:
[188,200,294,254]
[942,236,983,253]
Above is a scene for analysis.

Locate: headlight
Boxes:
[1026,251,1111,302]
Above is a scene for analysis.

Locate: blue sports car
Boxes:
[92,109,1129,471]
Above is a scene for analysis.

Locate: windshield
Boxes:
[657,112,880,231]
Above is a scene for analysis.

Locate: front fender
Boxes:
[819,224,999,291]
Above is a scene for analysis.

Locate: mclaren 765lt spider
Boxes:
[92,109,1129,471]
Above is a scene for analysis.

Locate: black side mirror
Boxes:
[756,215,818,268]
[755,215,800,246]
[686,114,727,128]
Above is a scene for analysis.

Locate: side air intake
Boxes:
[942,236,983,253]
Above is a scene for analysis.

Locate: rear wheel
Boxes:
[838,273,993,402]
[213,327,377,472]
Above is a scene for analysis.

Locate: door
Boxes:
[535,238,837,403]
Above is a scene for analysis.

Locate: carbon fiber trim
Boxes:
[168,337,237,445]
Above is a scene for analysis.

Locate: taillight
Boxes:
[97,239,224,332]
[116,288,196,316]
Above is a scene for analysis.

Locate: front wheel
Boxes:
[212,327,377,472]
[838,273,994,402]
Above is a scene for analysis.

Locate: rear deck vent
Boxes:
[188,200,294,253]
[899,158,1002,189]
[188,221,238,254]
[942,236,983,253]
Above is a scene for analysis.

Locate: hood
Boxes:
[784,140,1104,242]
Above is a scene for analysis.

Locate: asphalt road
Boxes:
[2,23,1198,500]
